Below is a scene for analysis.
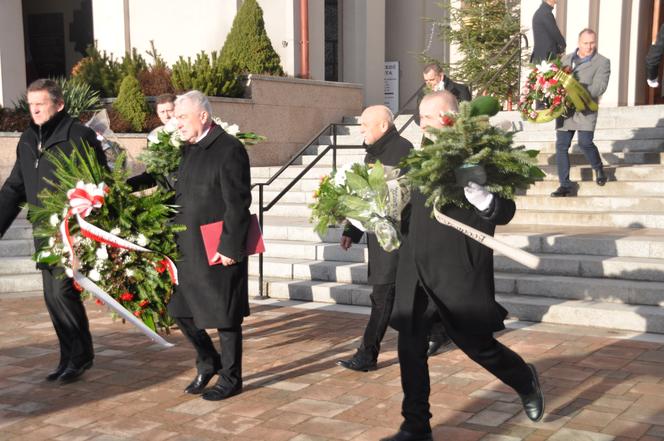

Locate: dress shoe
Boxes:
[427,336,453,357]
[595,167,607,186]
[46,364,67,382]
[336,354,377,372]
[184,372,216,394]
[58,360,93,384]
[519,363,544,422]
[550,185,573,197]
[379,430,433,441]
[201,383,242,401]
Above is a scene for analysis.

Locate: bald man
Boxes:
[381,92,544,441]
[336,105,450,373]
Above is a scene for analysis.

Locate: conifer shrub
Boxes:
[138,41,174,96]
[171,51,244,97]
[113,75,149,132]
[72,45,123,97]
[219,0,284,75]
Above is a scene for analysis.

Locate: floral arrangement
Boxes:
[29,144,185,332]
[402,97,544,211]
[138,117,266,181]
[310,161,410,252]
[517,59,571,123]
[518,59,599,124]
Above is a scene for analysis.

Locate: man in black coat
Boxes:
[530,0,566,63]
[381,92,544,441]
[336,106,450,372]
[0,79,107,383]
[646,24,664,89]
[170,91,252,401]
[415,64,471,126]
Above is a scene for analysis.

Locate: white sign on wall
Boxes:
[384,61,399,114]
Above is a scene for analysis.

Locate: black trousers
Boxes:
[359,283,448,361]
[175,317,242,389]
[398,283,533,434]
[42,267,94,369]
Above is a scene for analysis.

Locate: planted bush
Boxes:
[219,0,284,75]
[113,75,149,132]
[171,51,244,97]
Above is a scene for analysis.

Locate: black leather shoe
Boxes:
[519,363,544,422]
[427,336,453,357]
[184,372,216,394]
[379,430,433,441]
[595,167,607,186]
[58,360,93,384]
[550,185,573,197]
[336,355,377,372]
[46,364,67,382]
[201,383,242,401]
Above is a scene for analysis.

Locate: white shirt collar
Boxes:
[195,124,212,143]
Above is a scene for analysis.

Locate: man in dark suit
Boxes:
[530,0,566,63]
[0,79,107,383]
[170,90,252,401]
[415,63,471,126]
[381,91,544,441]
[646,24,664,89]
[336,105,450,372]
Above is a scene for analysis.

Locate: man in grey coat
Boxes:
[551,28,611,197]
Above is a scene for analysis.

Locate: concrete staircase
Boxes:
[2,105,664,333]
[246,105,664,333]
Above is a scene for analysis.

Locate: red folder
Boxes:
[200,214,265,266]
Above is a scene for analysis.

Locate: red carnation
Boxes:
[552,96,562,106]
[139,299,150,308]
[441,115,455,127]
[548,78,558,86]
[154,259,168,274]
[120,292,134,302]
[133,310,142,317]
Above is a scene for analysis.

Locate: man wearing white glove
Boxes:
[381,91,544,441]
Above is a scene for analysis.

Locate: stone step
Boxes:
[536,151,664,166]
[495,273,664,306]
[0,273,44,293]
[255,277,664,333]
[251,165,331,181]
[0,239,34,257]
[515,195,664,212]
[511,209,664,229]
[262,239,368,262]
[522,179,664,196]
[248,253,664,284]
[252,202,312,218]
[0,257,39,275]
[3,223,33,240]
[498,294,664,334]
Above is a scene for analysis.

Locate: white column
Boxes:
[565,0,590,45]
[597,2,623,106]
[0,0,26,107]
[91,0,127,59]
[342,0,385,106]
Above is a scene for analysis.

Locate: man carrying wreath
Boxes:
[551,28,611,197]
[0,79,107,383]
[381,91,544,441]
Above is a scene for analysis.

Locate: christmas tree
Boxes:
[425,0,523,102]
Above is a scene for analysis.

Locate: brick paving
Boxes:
[0,295,664,440]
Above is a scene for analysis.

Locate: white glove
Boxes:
[647,78,660,88]
[464,181,494,211]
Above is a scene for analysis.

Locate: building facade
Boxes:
[0,0,661,110]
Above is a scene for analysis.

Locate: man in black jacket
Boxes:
[646,24,664,89]
[381,92,544,441]
[530,0,566,63]
[336,106,450,372]
[415,64,471,126]
[0,79,107,383]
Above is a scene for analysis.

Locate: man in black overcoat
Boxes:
[381,92,544,441]
[415,63,471,126]
[0,79,107,383]
[530,0,566,63]
[336,106,450,372]
[170,91,251,401]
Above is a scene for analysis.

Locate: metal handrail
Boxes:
[253,85,424,296]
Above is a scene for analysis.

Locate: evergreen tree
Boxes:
[113,75,149,132]
[425,0,523,102]
[220,0,284,75]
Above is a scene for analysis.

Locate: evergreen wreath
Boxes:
[29,145,185,332]
[401,98,545,211]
